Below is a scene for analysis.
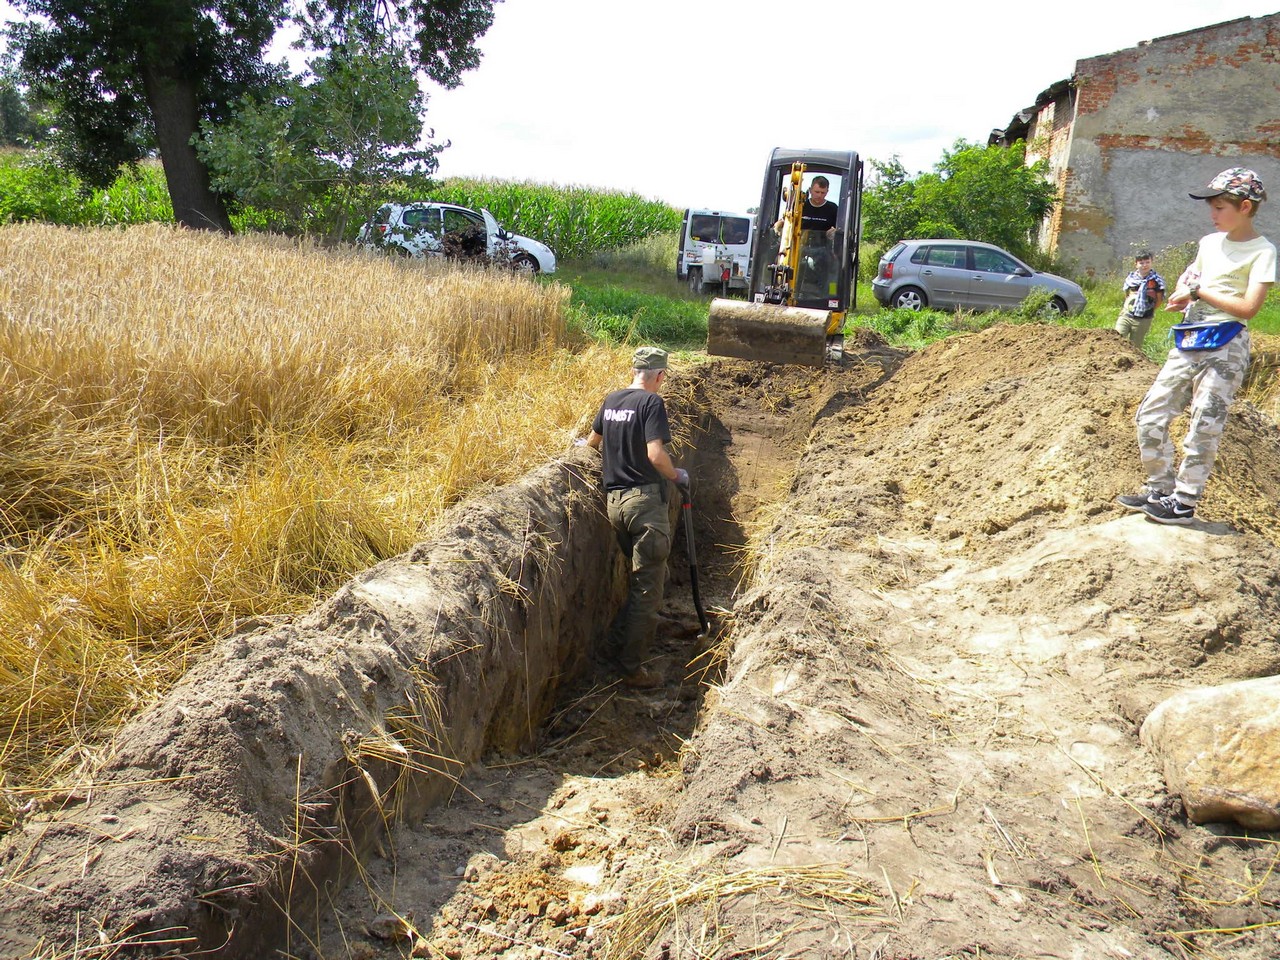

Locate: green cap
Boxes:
[632,346,668,370]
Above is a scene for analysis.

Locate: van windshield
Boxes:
[690,214,751,246]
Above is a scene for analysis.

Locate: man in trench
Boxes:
[586,347,688,689]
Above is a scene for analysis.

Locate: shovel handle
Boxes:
[680,488,711,637]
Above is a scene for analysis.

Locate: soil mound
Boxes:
[672,324,1280,959]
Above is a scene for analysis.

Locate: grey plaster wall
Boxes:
[1053,13,1280,276]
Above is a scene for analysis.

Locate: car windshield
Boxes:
[690,214,751,246]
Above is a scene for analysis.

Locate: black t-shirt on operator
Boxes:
[801,199,838,233]
[592,388,672,490]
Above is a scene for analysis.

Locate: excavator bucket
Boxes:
[706,298,831,367]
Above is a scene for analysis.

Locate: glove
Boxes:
[674,468,690,489]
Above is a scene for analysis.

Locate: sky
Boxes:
[2,1,1277,213]
[417,0,1279,212]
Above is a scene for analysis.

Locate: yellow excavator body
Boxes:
[706,149,863,367]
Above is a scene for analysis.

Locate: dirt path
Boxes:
[314,325,1280,960]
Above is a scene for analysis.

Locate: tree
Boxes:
[197,46,442,240]
[0,68,49,146]
[862,141,1057,262]
[4,1,497,232]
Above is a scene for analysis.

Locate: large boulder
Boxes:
[1140,676,1280,829]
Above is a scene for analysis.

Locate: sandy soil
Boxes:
[7,323,1280,959]
[303,324,1280,960]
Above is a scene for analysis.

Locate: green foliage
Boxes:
[0,149,172,224]
[6,1,495,231]
[427,178,683,260]
[198,47,440,242]
[0,69,48,146]
[862,141,1057,262]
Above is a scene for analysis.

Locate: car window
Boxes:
[690,215,751,246]
[442,208,483,234]
[922,245,967,268]
[884,242,906,262]
[401,207,440,234]
[971,247,1021,275]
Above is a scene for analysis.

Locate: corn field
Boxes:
[0,223,632,816]
[369,177,683,260]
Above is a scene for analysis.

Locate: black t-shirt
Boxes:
[592,388,671,490]
[801,199,838,233]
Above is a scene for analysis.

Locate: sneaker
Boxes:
[1144,495,1195,526]
[1117,489,1167,512]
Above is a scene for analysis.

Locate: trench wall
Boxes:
[0,448,636,958]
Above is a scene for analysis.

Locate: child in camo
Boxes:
[1118,168,1276,525]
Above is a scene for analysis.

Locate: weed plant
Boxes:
[0,223,631,811]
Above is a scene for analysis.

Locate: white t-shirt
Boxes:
[1185,232,1277,325]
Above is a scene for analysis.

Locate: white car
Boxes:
[358,202,557,274]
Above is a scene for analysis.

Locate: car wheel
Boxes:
[891,286,926,311]
[688,268,703,294]
[1042,296,1068,317]
[511,253,539,275]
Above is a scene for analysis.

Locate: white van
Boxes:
[676,209,754,294]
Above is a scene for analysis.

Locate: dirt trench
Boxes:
[9,324,1280,960]
[0,338,898,959]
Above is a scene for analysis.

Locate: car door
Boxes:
[969,245,1031,310]
[911,243,971,308]
[439,206,488,259]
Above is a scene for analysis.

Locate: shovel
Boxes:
[678,482,711,639]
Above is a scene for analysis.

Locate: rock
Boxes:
[1140,676,1280,829]
[366,913,413,941]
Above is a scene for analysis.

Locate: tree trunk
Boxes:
[141,64,233,233]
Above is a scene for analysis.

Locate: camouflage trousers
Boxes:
[1135,330,1250,505]
[604,485,671,672]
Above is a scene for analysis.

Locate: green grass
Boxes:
[557,233,712,350]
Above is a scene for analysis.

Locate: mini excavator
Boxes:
[707,148,863,367]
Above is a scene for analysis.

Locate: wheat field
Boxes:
[0,223,631,816]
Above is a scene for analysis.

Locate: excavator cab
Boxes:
[707,148,863,366]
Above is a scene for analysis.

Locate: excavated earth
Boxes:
[5,324,1280,960]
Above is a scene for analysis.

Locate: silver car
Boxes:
[872,239,1085,315]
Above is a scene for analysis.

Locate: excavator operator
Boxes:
[797,176,838,301]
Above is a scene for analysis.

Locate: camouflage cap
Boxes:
[632,346,669,370]
[1189,167,1266,202]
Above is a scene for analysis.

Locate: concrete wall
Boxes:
[1057,14,1280,277]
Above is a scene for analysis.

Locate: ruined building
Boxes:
[990,13,1280,276]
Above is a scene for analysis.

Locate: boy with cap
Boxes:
[1115,250,1166,350]
[587,347,689,688]
[1118,168,1276,525]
